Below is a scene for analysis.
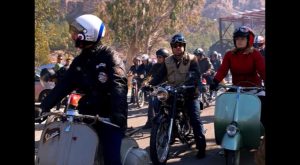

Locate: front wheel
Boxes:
[137,89,145,108]
[150,115,171,165]
[225,149,240,165]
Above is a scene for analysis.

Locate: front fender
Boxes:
[221,133,242,151]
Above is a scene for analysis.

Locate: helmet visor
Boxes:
[69,21,85,34]
[171,36,185,44]
[234,26,250,33]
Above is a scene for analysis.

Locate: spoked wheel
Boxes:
[225,149,240,165]
[137,89,145,108]
[150,115,171,165]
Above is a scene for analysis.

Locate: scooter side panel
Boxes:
[37,121,99,165]
[66,123,99,165]
[37,121,65,165]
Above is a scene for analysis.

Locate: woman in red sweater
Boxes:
[211,25,266,125]
[213,26,265,87]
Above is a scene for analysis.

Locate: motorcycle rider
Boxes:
[142,48,170,129]
[254,35,265,57]
[127,56,142,103]
[147,33,207,159]
[193,48,214,106]
[40,14,128,165]
[210,51,222,71]
[53,54,64,72]
[210,25,266,126]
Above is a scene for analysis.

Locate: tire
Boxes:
[150,115,170,165]
[225,149,240,165]
[38,89,52,103]
[137,89,145,108]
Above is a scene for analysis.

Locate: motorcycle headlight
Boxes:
[156,87,169,101]
[226,124,238,137]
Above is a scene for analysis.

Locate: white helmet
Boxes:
[141,54,149,61]
[254,35,265,44]
[69,14,105,43]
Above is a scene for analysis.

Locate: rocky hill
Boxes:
[202,0,265,19]
[58,0,265,21]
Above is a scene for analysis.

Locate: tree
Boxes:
[103,0,205,68]
[35,0,59,66]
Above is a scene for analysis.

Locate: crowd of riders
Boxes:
[36,13,266,164]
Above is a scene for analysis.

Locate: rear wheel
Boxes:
[150,114,170,165]
[225,149,240,165]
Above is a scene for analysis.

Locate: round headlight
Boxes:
[156,87,169,101]
[226,124,238,137]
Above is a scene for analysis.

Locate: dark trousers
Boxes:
[185,98,207,152]
[94,123,124,165]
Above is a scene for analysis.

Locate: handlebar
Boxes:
[35,111,120,128]
[218,84,264,91]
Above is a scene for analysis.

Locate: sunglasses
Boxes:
[69,21,86,34]
[171,43,185,48]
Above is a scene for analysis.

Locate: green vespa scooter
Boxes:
[214,84,265,165]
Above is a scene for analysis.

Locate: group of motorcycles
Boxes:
[35,69,265,165]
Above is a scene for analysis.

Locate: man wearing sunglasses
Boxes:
[148,33,207,159]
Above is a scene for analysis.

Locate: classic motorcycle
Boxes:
[214,84,265,165]
[35,92,150,165]
[199,77,211,108]
[131,75,145,108]
[148,84,195,165]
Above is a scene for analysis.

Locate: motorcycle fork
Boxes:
[167,92,178,145]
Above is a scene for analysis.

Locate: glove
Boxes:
[110,113,127,130]
[209,78,220,91]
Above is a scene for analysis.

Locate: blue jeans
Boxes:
[94,123,124,165]
[185,98,206,152]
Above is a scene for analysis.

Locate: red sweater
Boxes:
[214,48,265,87]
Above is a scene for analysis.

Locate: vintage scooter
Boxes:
[214,84,265,165]
[35,92,150,165]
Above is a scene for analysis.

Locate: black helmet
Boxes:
[193,48,204,56]
[233,26,255,48]
[170,33,186,45]
[170,33,186,52]
[156,48,170,58]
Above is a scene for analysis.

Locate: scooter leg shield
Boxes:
[221,133,242,151]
